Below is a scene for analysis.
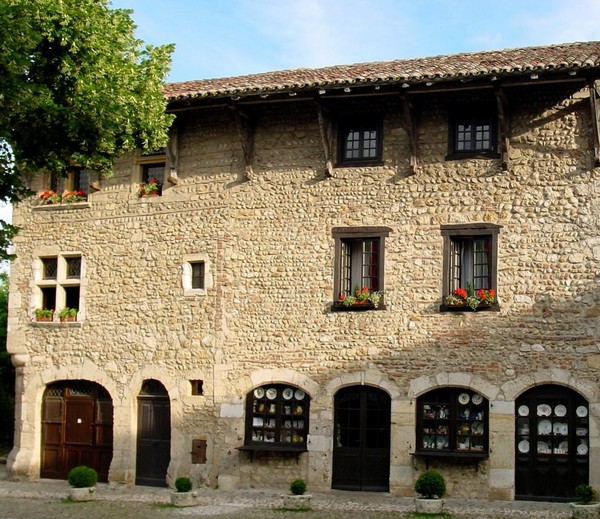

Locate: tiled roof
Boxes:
[165,41,600,103]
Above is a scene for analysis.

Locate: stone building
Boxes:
[6,41,600,502]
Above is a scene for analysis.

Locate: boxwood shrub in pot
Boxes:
[414,470,446,514]
[571,483,600,519]
[67,465,98,502]
[171,476,197,507]
[282,478,311,510]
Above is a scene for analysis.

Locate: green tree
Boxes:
[0,272,14,448]
[0,0,174,258]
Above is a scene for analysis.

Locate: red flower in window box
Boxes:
[62,190,87,203]
[339,284,383,308]
[138,177,161,197]
[39,190,61,204]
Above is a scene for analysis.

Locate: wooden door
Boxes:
[332,386,390,491]
[41,381,113,481]
[515,385,589,501]
[135,380,171,487]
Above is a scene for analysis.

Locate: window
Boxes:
[244,384,309,450]
[441,224,500,309]
[337,118,383,166]
[447,106,498,158]
[35,254,83,321]
[416,388,488,457]
[50,168,90,193]
[332,227,390,310]
[138,149,166,196]
[182,253,212,296]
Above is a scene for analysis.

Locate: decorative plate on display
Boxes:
[472,394,483,405]
[472,421,484,435]
[518,440,529,453]
[266,388,277,400]
[553,422,565,434]
[554,404,567,417]
[537,404,551,417]
[282,388,294,400]
[537,441,549,454]
[518,405,529,417]
[538,420,552,435]
[254,388,265,399]
[436,437,449,449]
[558,441,569,453]
[576,406,588,417]
[578,444,589,455]
[576,427,588,436]
[458,393,470,405]
[294,389,305,400]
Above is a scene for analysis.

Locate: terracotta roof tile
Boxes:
[165,41,600,102]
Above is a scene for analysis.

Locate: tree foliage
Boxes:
[0,0,174,258]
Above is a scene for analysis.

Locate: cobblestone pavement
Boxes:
[0,464,571,519]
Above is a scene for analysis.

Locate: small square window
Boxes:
[190,380,204,396]
[142,163,165,185]
[337,118,383,166]
[182,254,211,296]
[447,105,498,159]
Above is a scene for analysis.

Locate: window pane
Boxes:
[342,123,380,162]
[142,163,165,185]
[191,262,205,289]
[74,169,90,192]
[66,257,81,278]
[41,287,56,310]
[42,258,57,279]
[64,286,80,309]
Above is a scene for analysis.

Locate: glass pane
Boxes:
[191,262,205,289]
[142,163,165,185]
[66,257,81,278]
[42,258,57,279]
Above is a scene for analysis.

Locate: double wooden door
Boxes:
[41,380,113,481]
[332,386,391,491]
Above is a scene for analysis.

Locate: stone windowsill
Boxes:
[30,321,83,328]
[32,202,91,212]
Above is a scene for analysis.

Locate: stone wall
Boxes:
[6,82,600,499]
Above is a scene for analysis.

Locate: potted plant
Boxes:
[338,285,383,309]
[58,307,78,322]
[281,478,311,511]
[414,469,446,514]
[62,190,87,203]
[138,178,161,197]
[571,483,600,518]
[39,189,62,205]
[67,465,98,501]
[34,308,54,322]
[445,282,496,310]
[170,476,198,507]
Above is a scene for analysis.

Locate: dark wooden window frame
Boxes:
[240,384,310,456]
[446,104,500,160]
[440,223,501,312]
[415,387,489,462]
[332,227,391,311]
[336,116,384,167]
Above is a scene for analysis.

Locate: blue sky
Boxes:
[111,0,600,83]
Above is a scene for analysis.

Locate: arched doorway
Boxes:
[41,380,113,481]
[135,379,171,486]
[515,384,589,501]
[332,385,391,491]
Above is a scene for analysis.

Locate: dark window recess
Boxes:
[447,107,498,158]
[41,287,56,310]
[49,172,65,193]
[66,257,81,278]
[441,224,501,307]
[142,163,165,186]
[338,119,383,165]
[191,262,205,290]
[190,380,204,396]
[244,384,309,450]
[332,227,390,310]
[64,287,80,310]
[416,388,489,456]
[42,258,58,279]
[72,168,90,192]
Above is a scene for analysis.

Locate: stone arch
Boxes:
[246,367,320,398]
[501,369,598,403]
[409,372,500,401]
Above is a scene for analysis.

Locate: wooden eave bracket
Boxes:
[589,81,600,166]
[400,95,418,174]
[316,101,334,177]
[230,105,255,180]
[166,123,180,184]
[494,86,510,171]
